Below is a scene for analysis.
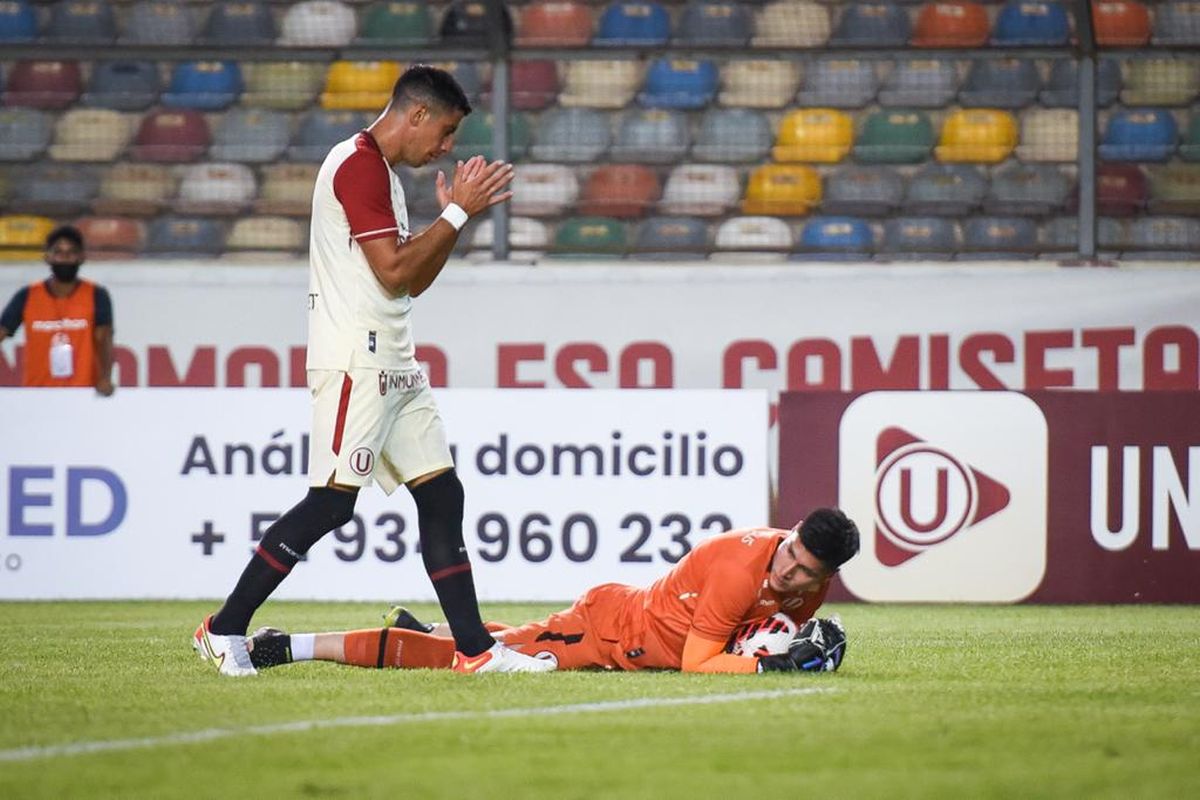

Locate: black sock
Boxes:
[410,470,493,656]
[210,487,356,635]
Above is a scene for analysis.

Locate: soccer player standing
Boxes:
[195,65,551,676]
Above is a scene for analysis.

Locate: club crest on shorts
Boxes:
[350,447,375,475]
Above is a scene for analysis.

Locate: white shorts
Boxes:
[308,368,454,495]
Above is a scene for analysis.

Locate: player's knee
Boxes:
[305,487,357,529]
[410,469,464,517]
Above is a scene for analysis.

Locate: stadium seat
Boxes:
[210,109,290,163]
[509,164,580,216]
[551,216,627,258]
[1099,109,1178,162]
[1121,59,1200,107]
[878,60,959,108]
[660,164,741,216]
[0,215,56,261]
[1044,216,1132,256]
[226,216,306,253]
[46,0,116,43]
[595,1,669,46]
[4,61,82,110]
[718,60,801,108]
[145,216,225,258]
[959,59,1040,109]
[1126,216,1200,258]
[515,0,593,47]
[675,0,750,46]
[1180,114,1200,161]
[638,59,718,110]
[830,2,910,47]
[12,163,100,216]
[470,217,550,259]
[821,166,905,217]
[959,216,1037,259]
[635,216,708,259]
[163,62,243,111]
[559,61,642,108]
[1016,108,1079,162]
[985,163,1070,216]
[243,62,325,110]
[82,61,160,111]
[0,0,36,42]
[278,1,357,46]
[320,61,402,111]
[793,216,874,261]
[490,60,559,111]
[906,163,987,215]
[752,1,829,47]
[450,111,532,161]
[796,59,879,109]
[612,109,690,163]
[912,2,989,47]
[1040,57,1120,108]
[579,164,660,218]
[991,1,1069,45]
[48,108,132,162]
[75,216,144,258]
[289,110,370,162]
[0,109,53,161]
[357,1,432,44]
[529,108,611,162]
[423,61,482,101]
[256,164,320,216]
[440,0,512,45]
[176,163,257,215]
[204,0,275,44]
[713,216,792,260]
[773,109,854,163]
[1091,163,1148,216]
[693,108,772,163]
[1093,1,1150,46]
[131,109,211,162]
[95,163,175,215]
[1152,1,1200,45]
[854,109,935,163]
[880,216,957,260]
[121,1,194,44]
[1147,165,1200,214]
[1039,217,1078,255]
[935,110,1017,163]
[742,165,821,216]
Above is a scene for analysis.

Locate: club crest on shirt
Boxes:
[350,447,375,476]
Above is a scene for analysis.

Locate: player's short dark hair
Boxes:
[799,508,860,572]
[391,65,471,116]
[46,224,84,251]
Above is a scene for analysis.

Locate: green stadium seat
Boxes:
[551,216,627,259]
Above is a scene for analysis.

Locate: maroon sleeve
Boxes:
[332,149,398,242]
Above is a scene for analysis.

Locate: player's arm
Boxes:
[680,631,759,674]
[679,561,764,674]
[93,287,114,396]
[0,287,29,343]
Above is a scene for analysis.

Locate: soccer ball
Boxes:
[727,613,798,657]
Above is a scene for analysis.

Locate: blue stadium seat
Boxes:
[204,0,276,44]
[821,167,905,217]
[881,217,957,261]
[1099,109,1179,162]
[13,163,100,215]
[1126,216,1200,259]
[82,61,160,111]
[1040,58,1120,108]
[289,110,370,162]
[612,109,690,163]
[693,108,772,163]
[122,1,195,44]
[906,164,987,216]
[0,108,52,161]
[46,0,117,43]
[635,216,709,260]
[985,163,1071,217]
[595,2,670,46]
[529,108,612,162]
[960,216,1038,260]
[797,59,878,108]
[991,1,1070,45]
[675,0,750,46]
[638,59,718,109]
[794,216,874,261]
[829,2,910,47]
[162,61,243,111]
[211,108,291,163]
[959,59,1040,109]
[145,216,225,257]
[1152,1,1200,45]
[878,60,958,108]
[0,0,37,42]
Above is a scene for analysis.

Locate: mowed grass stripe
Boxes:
[0,687,835,763]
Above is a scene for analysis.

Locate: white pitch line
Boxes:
[0,687,834,764]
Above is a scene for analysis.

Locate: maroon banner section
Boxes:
[778,392,1200,603]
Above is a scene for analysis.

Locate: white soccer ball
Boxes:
[728,613,798,657]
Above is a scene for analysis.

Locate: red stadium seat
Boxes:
[912,2,989,47]
[130,109,211,162]
[74,215,145,258]
[486,60,559,111]
[578,164,661,218]
[516,0,593,46]
[4,60,83,109]
[1093,1,1150,46]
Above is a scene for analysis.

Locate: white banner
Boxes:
[1,262,1197,393]
[0,389,768,600]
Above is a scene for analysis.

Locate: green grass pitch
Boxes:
[0,602,1196,799]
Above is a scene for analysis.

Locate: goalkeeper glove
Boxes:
[757,616,847,673]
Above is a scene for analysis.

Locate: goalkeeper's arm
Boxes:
[679,631,760,674]
[757,618,847,674]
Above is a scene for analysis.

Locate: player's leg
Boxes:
[247,627,456,670]
[494,606,607,671]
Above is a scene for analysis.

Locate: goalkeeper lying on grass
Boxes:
[216,508,858,675]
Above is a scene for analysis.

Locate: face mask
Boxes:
[50,262,81,283]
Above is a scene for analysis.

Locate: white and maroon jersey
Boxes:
[307,131,415,371]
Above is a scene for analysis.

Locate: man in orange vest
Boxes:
[0,225,115,395]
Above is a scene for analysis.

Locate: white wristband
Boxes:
[439,203,468,232]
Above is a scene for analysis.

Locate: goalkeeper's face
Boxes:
[768,533,831,594]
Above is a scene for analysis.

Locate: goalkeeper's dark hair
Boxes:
[391,65,471,116]
[46,224,84,251]
[799,508,860,572]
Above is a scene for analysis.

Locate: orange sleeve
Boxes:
[680,632,759,674]
[690,560,761,641]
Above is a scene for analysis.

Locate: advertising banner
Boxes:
[0,389,768,600]
[778,391,1200,603]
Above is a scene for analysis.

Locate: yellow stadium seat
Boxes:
[320,61,402,111]
[0,214,56,260]
[772,108,854,163]
[935,109,1018,163]
[742,164,821,216]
